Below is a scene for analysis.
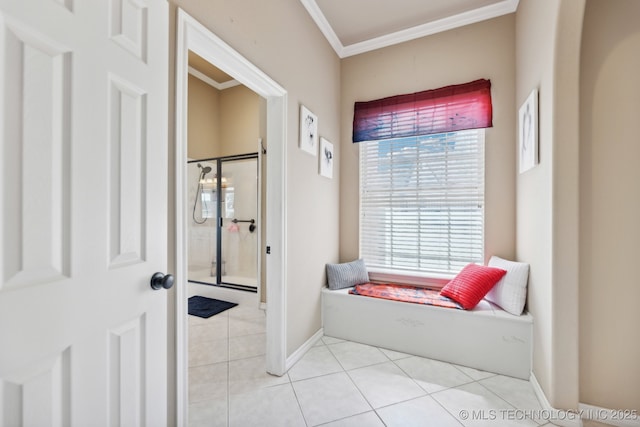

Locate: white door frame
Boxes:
[175,8,288,423]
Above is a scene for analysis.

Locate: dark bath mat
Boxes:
[188,296,238,318]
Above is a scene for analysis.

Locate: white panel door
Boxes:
[0,0,169,425]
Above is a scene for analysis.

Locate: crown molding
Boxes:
[188,66,240,91]
[301,0,519,58]
[299,0,344,56]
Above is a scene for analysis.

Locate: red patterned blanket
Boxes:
[349,283,462,310]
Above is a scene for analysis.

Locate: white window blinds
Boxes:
[359,130,485,276]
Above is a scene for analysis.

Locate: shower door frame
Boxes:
[187,152,260,293]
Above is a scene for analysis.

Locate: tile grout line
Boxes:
[473,379,544,426]
[304,340,379,426]
[427,387,469,427]
[289,375,311,427]
[289,340,335,423]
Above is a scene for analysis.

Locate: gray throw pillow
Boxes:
[326,259,370,290]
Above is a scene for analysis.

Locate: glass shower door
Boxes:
[187,160,218,285]
[220,157,258,288]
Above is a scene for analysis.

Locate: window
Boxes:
[354,79,492,278]
[359,129,485,276]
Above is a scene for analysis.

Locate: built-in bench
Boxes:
[321,286,533,379]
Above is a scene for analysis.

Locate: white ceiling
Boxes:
[300,0,519,58]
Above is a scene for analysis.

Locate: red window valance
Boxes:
[352,79,493,142]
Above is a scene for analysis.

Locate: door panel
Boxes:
[2,15,72,290]
[109,0,149,63]
[108,75,148,268]
[1,347,71,425]
[108,315,146,425]
[0,0,168,425]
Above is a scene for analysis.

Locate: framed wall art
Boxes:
[299,105,318,156]
[519,88,538,174]
[319,137,334,179]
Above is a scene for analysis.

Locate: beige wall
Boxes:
[340,15,517,265]
[516,0,584,409]
[170,0,640,419]
[515,0,554,407]
[169,0,341,372]
[580,0,640,411]
[218,85,261,156]
[187,78,261,159]
[187,74,220,159]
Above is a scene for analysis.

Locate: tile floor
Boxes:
[188,286,589,427]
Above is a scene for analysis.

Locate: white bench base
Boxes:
[322,287,533,379]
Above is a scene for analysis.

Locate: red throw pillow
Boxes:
[440,263,507,309]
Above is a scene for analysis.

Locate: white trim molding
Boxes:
[175,8,288,426]
[530,373,583,427]
[529,373,640,427]
[578,404,640,427]
[188,66,241,91]
[286,328,324,372]
[298,0,343,57]
[299,0,520,58]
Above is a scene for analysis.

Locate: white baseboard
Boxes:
[528,373,639,427]
[530,372,583,427]
[578,403,640,427]
[285,328,324,371]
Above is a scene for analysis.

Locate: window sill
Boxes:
[367,269,454,290]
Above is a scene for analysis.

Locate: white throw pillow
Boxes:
[485,256,530,315]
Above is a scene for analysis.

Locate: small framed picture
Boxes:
[299,105,318,156]
[519,89,538,174]
[319,137,334,179]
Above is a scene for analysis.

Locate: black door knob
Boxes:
[150,272,175,290]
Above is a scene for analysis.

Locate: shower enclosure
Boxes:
[187,153,259,291]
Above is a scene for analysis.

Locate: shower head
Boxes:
[197,163,212,175]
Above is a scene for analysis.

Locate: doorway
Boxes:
[175,8,288,425]
[188,154,259,292]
